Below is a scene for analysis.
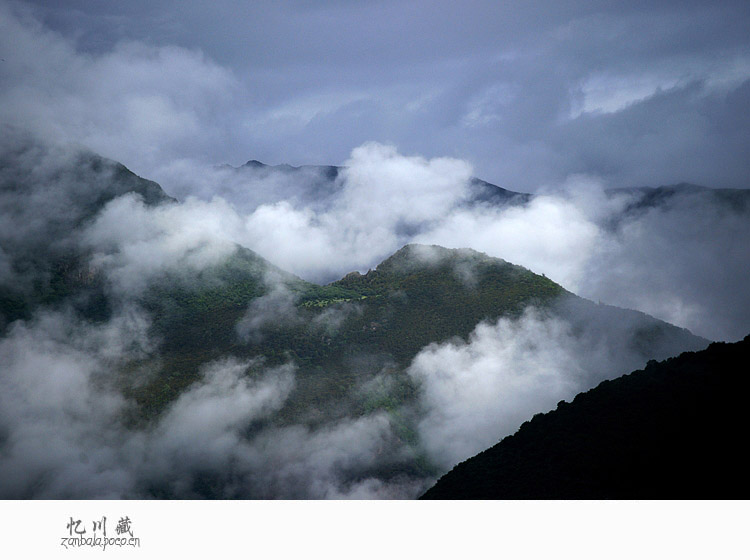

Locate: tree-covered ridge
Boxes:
[0,144,176,329]
[421,334,750,499]
[126,244,569,418]
[0,143,716,497]
[328,244,567,362]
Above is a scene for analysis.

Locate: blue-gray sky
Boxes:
[2,0,750,191]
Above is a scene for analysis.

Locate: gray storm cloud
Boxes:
[0,2,239,173]
[3,2,750,190]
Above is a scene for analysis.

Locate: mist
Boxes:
[1,1,749,499]
[128,144,749,342]
[0,308,426,498]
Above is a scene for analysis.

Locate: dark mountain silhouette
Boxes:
[609,183,750,218]
[421,335,750,499]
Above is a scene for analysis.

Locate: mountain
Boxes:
[130,243,570,419]
[0,139,176,328]
[131,241,707,415]
[0,140,714,498]
[228,160,749,216]
[119,241,707,497]
[421,335,750,499]
[0,145,708,415]
[607,183,750,223]
[225,158,531,209]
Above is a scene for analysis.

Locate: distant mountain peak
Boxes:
[228,158,530,207]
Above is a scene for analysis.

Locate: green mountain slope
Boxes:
[0,140,176,327]
[129,244,570,420]
[131,242,707,438]
[327,244,565,362]
[0,143,714,497]
[421,335,750,499]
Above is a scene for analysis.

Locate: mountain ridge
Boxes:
[421,334,750,499]
[226,158,749,211]
[0,141,718,498]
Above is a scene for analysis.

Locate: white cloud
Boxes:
[0,307,426,498]
[238,142,473,281]
[0,310,150,498]
[0,3,238,174]
[408,304,677,470]
[416,191,601,292]
[570,55,750,119]
[82,194,240,295]
[409,309,582,469]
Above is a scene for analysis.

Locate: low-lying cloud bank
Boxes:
[0,303,696,498]
[0,309,421,498]
[145,143,750,342]
[1,132,749,498]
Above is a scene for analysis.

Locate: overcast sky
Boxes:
[2,0,749,191]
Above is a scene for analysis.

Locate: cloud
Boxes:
[6,1,750,192]
[407,302,702,471]
[236,285,301,343]
[236,142,473,282]
[0,308,427,498]
[0,309,150,498]
[408,310,577,469]
[221,413,422,499]
[140,358,297,497]
[0,2,239,175]
[415,184,606,292]
[576,188,750,342]
[13,125,750,340]
[82,194,239,296]
[4,122,749,342]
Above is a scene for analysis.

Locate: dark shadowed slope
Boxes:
[0,136,176,327]
[611,183,750,213]
[421,335,750,499]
